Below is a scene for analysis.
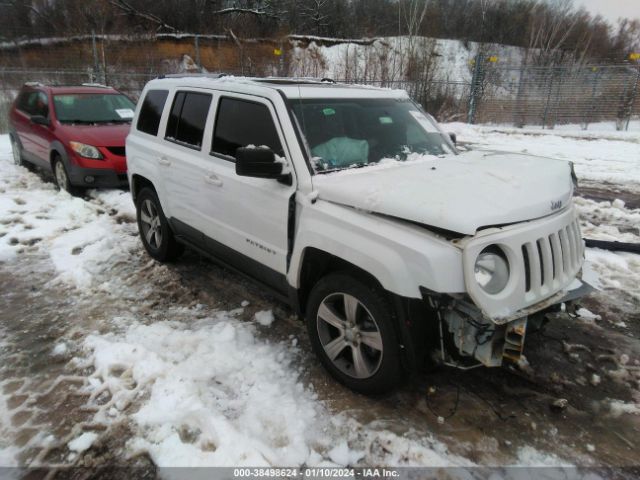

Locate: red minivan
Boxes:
[8,83,136,193]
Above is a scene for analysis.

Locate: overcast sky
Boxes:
[572,0,639,24]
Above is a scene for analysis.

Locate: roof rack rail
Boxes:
[158,72,227,79]
[81,82,110,88]
[24,81,44,87]
[252,76,343,85]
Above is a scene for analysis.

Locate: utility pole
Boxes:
[91,30,100,83]
[194,35,201,71]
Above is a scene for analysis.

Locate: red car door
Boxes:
[29,90,54,164]
[11,91,36,158]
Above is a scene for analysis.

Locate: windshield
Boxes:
[290,98,455,173]
[53,93,136,124]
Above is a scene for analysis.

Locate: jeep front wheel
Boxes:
[306,273,404,394]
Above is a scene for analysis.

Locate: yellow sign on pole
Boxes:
[274,48,283,56]
[488,55,499,63]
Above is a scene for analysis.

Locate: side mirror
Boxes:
[235,147,291,184]
[31,115,50,126]
[449,132,457,145]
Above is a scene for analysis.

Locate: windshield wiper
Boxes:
[317,162,369,174]
[90,119,131,124]
[61,119,96,124]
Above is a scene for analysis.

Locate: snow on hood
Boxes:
[312,150,573,235]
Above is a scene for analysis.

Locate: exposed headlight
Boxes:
[70,141,103,159]
[474,246,510,294]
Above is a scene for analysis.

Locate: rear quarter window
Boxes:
[137,89,169,136]
[16,91,32,113]
[165,91,212,149]
[16,90,48,117]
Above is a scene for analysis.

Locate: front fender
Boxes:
[288,201,466,298]
[49,140,70,169]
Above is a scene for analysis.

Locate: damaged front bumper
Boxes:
[424,280,594,369]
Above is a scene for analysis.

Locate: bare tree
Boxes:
[110,0,178,32]
[300,0,330,36]
[397,0,429,80]
[527,0,581,65]
[207,0,281,19]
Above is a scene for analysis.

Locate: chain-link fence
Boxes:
[1,33,638,132]
[471,62,640,130]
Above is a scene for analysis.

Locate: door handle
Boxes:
[205,173,223,187]
[158,156,171,166]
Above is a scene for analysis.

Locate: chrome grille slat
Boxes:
[573,220,584,260]
[524,242,541,294]
[571,222,581,266]
[549,232,563,280]
[558,228,571,277]
[538,237,554,288]
[567,225,579,269]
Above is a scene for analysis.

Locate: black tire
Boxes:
[306,272,405,394]
[10,135,25,167]
[52,155,82,196]
[135,187,183,262]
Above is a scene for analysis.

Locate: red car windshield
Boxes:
[53,93,136,124]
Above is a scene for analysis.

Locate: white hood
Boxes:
[312,151,574,235]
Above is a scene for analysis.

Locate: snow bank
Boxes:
[609,400,640,417]
[254,310,275,326]
[84,314,323,466]
[0,334,19,467]
[81,310,466,467]
[68,432,99,453]
[290,36,524,86]
[515,446,572,467]
[0,136,137,289]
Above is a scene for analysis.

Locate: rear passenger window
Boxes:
[17,91,48,117]
[165,91,212,149]
[212,98,284,159]
[137,90,169,136]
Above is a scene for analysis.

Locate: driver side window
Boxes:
[211,97,284,160]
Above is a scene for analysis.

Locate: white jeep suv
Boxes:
[127,75,589,393]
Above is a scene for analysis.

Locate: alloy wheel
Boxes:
[316,292,384,379]
[55,161,69,191]
[139,199,163,249]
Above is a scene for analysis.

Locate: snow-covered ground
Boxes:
[1,126,639,469]
[446,122,640,188]
[0,135,469,468]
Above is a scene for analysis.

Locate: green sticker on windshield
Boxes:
[379,116,393,124]
[323,108,336,116]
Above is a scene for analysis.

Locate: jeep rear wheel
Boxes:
[136,187,183,262]
[306,273,404,394]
